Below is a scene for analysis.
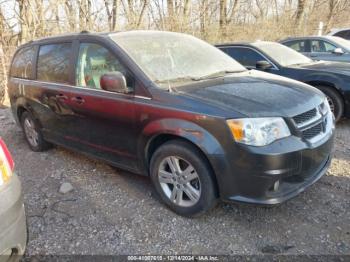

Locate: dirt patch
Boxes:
[0,107,349,256]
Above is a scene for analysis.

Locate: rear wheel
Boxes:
[21,111,51,152]
[150,140,217,217]
[316,85,343,122]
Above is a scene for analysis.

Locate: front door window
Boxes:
[76,43,132,90]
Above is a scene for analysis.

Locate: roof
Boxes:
[215,40,273,47]
[327,28,350,35]
[215,41,252,47]
[19,30,192,48]
[279,35,341,42]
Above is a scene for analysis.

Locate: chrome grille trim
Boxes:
[292,102,333,143]
[292,108,322,129]
[302,122,322,140]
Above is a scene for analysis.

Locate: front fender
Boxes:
[137,118,229,194]
[301,72,344,92]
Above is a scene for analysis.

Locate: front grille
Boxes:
[302,122,322,140]
[293,108,317,125]
[292,103,329,143]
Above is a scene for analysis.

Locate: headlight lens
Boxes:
[226,117,291,146]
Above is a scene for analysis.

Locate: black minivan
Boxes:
[8,31,334,216]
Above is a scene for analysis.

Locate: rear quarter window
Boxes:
[11,46,36,79]
[284,40,307,52]
[334,30,350,40]
[37,43,72,84]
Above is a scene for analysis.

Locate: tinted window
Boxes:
[334,30,350,40]
[11,46,35,79]
[76,43,131,90]
[37,43,71,83]
[224,47,267,67]
[284,40,307,52]
[311,40,337,53]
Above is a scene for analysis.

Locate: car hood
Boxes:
[176,70,324,118]
[297,61,350,75]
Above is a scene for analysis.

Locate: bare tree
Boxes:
[295,0,307,27]
[105,0,119,31]
[219,0,239,39]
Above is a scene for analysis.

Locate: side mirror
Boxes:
[332,48,344,55]
[256,60,273,70]
[100,72,130,93]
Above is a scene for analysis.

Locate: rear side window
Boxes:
[11,46,35,79]
[334,30,350,40]
[37,43,71,84]
[284,40,308,52]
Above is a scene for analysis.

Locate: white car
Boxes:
[327,28,350,40]
[0,138,26,261]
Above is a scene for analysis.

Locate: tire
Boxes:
[20,111,52,152]
[150,140,218,217]
[316,86,344,122]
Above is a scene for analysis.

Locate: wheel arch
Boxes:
[306,80,345,116]
[145,133,220,197]
[17,106,27,121]
[138,118,228,196]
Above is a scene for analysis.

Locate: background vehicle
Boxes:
[327,28,350,40]
[0,138,26,261]
[8,31,334,216]
[280,36,350,62]
[217,41,350,122]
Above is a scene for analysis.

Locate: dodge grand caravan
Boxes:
[8,31,334,216]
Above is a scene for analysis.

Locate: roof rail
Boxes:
[80,30,90,34]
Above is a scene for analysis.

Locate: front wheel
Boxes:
[150,140,217,217]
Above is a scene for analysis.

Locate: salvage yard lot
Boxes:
[0,107,349,256]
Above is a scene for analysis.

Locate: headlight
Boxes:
[323,97,331,114]
[226,117,291,146]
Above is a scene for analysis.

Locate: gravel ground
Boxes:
[0,107,349,256]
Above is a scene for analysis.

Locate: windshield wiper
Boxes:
[194,70,243,81]
[154,76,198,84]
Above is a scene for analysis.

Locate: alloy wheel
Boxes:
[23,118,39,147]
[326,95,335,114]
[158,156,201,207]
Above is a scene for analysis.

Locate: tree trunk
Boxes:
[136,0,149,28]
[65,0,77,31]
[199,0,208,37]
[219,0,227,39]
[167,0,175,30]
[295,0,306,27]
[112,0,119,30]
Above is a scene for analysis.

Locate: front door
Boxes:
[310,39,339,61]
[62,42,138,170]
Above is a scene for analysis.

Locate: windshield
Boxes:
[110,31,246,88]
[328,36,350,51]
[253,41,313,66]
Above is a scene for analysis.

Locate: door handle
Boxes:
[71,96,85,105]
[310,54,317,57]
[56,94,68,100]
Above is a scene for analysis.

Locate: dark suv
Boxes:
[8,31,334,216]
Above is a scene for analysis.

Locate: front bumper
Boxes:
[218,131,334,205]
[0,174,27,261]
